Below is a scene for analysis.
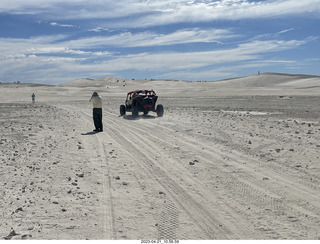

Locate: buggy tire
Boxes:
[120,105,126,116]
[156,104,164,117]
[132,106,139,117]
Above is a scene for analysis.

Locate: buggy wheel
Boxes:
[120,105,126,116]
[132,106,138,117]
[156,104,164,117]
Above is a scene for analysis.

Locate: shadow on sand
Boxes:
[122,114,156,120]
[81,131,99,135]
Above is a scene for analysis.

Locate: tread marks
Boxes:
[64,106,320,239]
[99,139,117,239]
[105,116,263,239]
[104,121,236,239]
[157,196,179,240]
[85,128,117,239]
[105,112,320,239]
[58,105,116,239]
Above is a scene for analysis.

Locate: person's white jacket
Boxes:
[89,95,102,108]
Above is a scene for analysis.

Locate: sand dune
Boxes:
[1,72,320,240]
[59,77,127,88]
[215,72,320,88]
[59,72,320,88]
[55,72,320,97]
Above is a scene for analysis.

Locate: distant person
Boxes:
[31,93,35,103]
[89,92,103,132]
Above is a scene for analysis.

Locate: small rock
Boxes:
[4,230,18,240]
[66,225,76,229]
[122,182,128,186]
[15,207,23,213]
[76,173,84,178]
[115,176,120,180]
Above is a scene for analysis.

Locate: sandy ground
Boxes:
[1,73,320,240]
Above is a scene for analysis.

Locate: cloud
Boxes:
[89,27,112,32]
[0,35,113,59]
[50,22,76,28]
[96,39,308,72]
[62,28,237,49]
[162,69,235,81]
[123,0,320,28]
[0,54,108,84]
[0,28,234,54]
[250,28,297,41]
[164,58,297,81]
[125,28,237,46]
[278,28,295,34]
[1,0,320,27]
[0,30,312,83]
[0,0,147,19]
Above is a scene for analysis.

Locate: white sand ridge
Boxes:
[53,72,320,97]
[215,72,320,88]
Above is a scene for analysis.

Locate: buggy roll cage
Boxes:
[126,90,157,101]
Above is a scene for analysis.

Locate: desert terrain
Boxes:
[0,73,320,240]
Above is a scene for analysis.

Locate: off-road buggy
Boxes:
[120,90,164,117]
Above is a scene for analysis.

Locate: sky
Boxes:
[0,0,320,84]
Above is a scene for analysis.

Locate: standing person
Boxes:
[89,92,103,132]
[31,93,35,103]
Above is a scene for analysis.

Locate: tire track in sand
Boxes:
[57,105,116,239]
[63,105,320,239]
[78,109,239,239]
[104,124,235,239]
[109,113,320,239]
[107,115,270,239]
[101,112,269,239]
[157,195,179,240]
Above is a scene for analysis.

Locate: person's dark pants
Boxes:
[93,108,103,131]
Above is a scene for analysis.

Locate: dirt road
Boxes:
[1,95,320,240]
